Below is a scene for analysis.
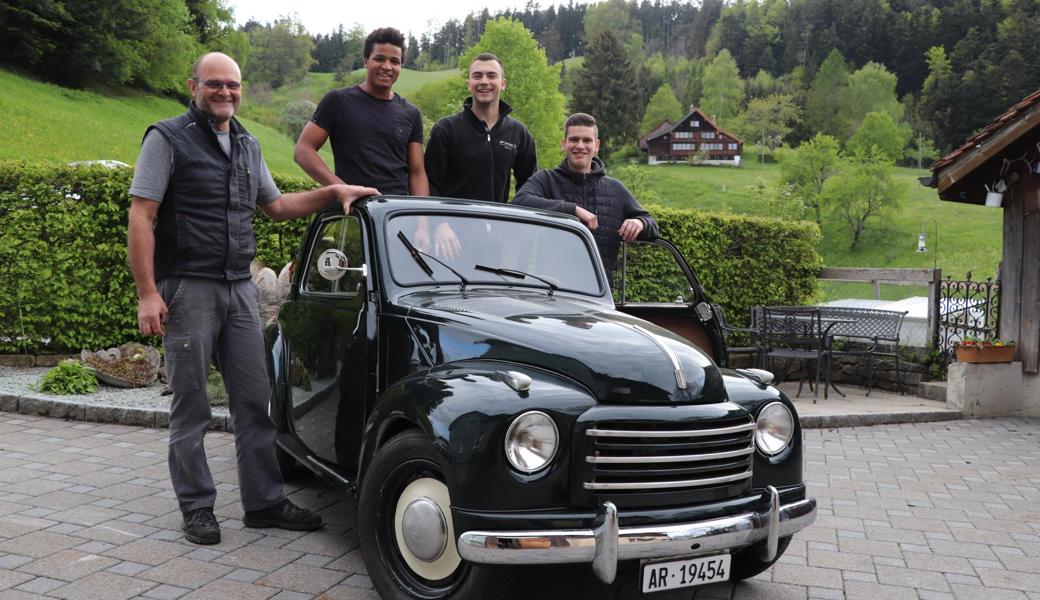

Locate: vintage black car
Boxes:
[268,197,816,599]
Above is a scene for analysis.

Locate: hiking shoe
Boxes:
[243,499,322,531]
[182,507,220,545]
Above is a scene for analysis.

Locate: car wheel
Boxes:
[359,430,495,600]
[730,535,792,581]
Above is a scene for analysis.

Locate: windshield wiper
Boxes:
[397,231,469,291]
[474,264,559,297]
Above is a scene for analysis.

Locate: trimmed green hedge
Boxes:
[0,161,313,354]
[628,205,822,318]
[0,161,820,353]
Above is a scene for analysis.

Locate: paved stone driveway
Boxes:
[0,413,1039,599]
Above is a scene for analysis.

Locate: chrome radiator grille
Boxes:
[583,417,755,493]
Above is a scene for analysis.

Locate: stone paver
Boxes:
[1,410,1040,598]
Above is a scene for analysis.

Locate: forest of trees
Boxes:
[3,0,1039,158]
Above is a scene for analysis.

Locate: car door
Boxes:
[614,238,727,364]
[278,214,369,475]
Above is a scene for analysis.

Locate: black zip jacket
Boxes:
[512,157,659,287]
[425,98,537,203]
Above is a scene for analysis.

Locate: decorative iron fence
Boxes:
[936,273,1000,363]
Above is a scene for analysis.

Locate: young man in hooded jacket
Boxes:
[513,112,658,287]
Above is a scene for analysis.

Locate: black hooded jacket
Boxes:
[512,157,659,286]
[425,98,537,203]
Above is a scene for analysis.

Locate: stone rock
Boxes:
[254,265,279,327]
[81,343,160,388]
[278,261,293,302]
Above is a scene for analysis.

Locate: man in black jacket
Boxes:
[513,112,658,288]
[425,53,537,203]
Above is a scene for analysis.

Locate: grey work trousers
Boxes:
[159,277,285,514]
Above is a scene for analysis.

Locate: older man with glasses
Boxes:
[127,52,377,545]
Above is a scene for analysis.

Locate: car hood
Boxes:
[398,290,726,404]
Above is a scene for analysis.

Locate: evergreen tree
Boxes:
[683,58,706,109]
[699,49,744,125]
[405,35,420,68]
[806,49,849,139]
[640,84,685,137]
[570,30,641,154]
[0,0,197,92]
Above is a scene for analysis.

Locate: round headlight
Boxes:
[755,402,795,455]
[504,411,559,473]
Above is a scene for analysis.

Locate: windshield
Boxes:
[386,213,603,296]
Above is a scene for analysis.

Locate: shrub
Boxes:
[0,161,313,353]
[280,100,317,142]
[0,161,821,351]
[625,205,821,326]
[38,360,98,395]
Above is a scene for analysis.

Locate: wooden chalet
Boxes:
[924,88,1040,415]
[638,120,672,153]
[642,107,743,166]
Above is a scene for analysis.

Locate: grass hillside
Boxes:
[637,160,1003,300]
[240,68,458,131]
[0,69,324,177]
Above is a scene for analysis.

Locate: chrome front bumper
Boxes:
[456,486,816,584]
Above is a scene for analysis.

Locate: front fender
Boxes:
[358,361,597,510]
[722,371,804,490]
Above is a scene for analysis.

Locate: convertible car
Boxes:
[267,197,816,599]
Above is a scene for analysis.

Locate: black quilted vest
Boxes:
[149,102,264,281]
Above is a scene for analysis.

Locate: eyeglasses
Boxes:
[197,79,242,91]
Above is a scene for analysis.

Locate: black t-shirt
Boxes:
[311,85,423,195]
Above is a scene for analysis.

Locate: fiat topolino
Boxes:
[267,197,816,599]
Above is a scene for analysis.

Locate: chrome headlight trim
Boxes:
[504,411,559,473]
[755,402,795,456]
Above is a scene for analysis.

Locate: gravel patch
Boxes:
[0,366,230,429]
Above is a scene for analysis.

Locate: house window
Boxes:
[691,120,699,127]
[674,131,693,139]
[728,143,738,150]
[672,142,695,151]
[702,131,716,139]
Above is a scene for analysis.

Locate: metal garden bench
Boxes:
[816,306,908,395]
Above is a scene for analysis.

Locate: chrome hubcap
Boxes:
[394,477,461,580]
[401,498,447,561]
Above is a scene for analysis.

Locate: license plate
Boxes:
[641,553,731,593]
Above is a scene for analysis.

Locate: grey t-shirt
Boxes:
[129,129,280,204]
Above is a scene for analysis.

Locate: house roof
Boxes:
[645,107,744,145]
[638,119,673,150]
[926,88,1040,202]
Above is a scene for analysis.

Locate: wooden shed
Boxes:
[643,107,743,166]
[924,89,1040,375]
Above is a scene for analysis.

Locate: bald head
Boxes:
[192,52,240,81]
[188,52,242,131]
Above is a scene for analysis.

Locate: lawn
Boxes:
[636,160,1003,301]
[0,69,326,178]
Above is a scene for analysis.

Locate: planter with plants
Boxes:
[955,337,1016,363]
